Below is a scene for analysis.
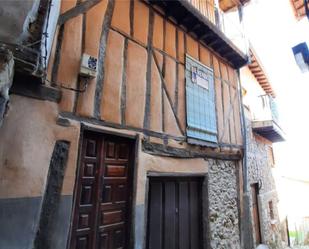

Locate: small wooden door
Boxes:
[147,177,203,249]
[251,184,261,245]
[70,131,134,249]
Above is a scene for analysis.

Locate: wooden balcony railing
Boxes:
[186,0,248,54]
[251,95,285,142]
[187,0,216,25]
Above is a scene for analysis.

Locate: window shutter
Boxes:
[185,55,217,144]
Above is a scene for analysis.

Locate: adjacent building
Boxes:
[0,0,286,249]
[240,47,286,249]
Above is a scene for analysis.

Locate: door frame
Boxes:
[250,183,262,246]
[68,124,139,249]
[144,172,209,249]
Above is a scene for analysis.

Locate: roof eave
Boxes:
[147,0,249,69]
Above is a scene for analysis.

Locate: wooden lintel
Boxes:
[142,139,242,161]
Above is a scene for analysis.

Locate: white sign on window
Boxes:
[191,66,209,90]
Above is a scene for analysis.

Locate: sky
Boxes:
[243,0,309,181]
[242,0,309,217]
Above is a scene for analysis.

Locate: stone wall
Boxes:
[208,159,241,249]
[246,117,283,249]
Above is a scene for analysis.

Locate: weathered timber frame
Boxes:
[51,0,244,159]
[142,138,242,161]
[94,0,115,118]
[34,140,70,249]
[60,112,243,152]
[58,0,102,25]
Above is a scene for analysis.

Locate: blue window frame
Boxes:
[185,55,217,144]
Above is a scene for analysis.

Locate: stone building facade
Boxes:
[246,115,282,249]
[240,49,286,249]
[208,159,241,249]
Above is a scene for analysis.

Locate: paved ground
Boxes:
[286,247,309,249]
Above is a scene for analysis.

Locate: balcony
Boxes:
[219,0,251,12]
[251,95,285,142]
[147,0,248,68]
[187,0,248,54]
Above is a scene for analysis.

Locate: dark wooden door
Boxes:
[147,177,203,249]
[251,184,261,245]
[70,131,134,249]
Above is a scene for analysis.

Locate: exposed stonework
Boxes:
[208,159,241,249]
[0,47,14,127]
[246,117,283,249]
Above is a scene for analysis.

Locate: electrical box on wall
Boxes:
[80,53,98,78]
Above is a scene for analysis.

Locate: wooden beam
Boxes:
[58,0,102,25]
[142,139,242,161]
[143,9,155,129]
[61,111,186,141]
[152,50,185,135]
[94,0,115,118]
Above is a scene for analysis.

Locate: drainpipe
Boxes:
[0,46,14,127]
[236,4,254,248]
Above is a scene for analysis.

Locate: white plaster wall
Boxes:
[0,95,80,198]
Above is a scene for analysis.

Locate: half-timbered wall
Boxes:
[48,0,243,149]
[0,1,245,248]
[240,66,283,248]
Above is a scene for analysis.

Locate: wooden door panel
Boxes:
[164,182,176,249]
[147,178,203,249]
[189,181,200,249]
[179,181,190,249]
[71,132,134,249]
[251,184,261,245]
[148,182,163,249]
